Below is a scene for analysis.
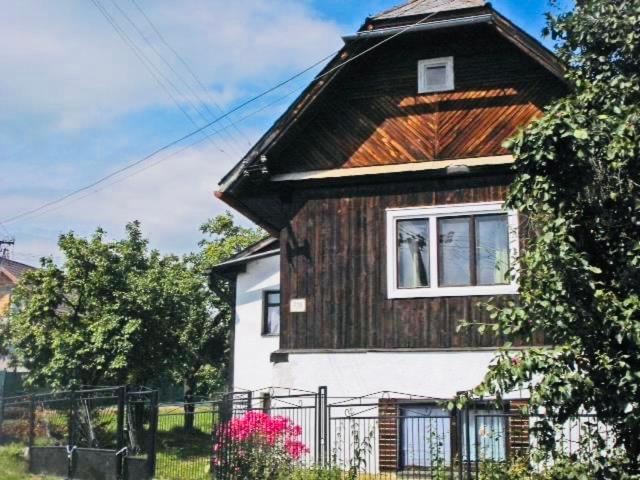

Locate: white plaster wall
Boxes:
[272,351,520,399]
[232,254,280,391]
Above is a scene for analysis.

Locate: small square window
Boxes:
[418,57,454,93]
[263,291,280,336]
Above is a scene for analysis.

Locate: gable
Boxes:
[267,25,563,175]
[216,5,566,233]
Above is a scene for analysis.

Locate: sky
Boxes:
[0,0,572,266]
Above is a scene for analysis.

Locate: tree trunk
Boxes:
[183,375,196,432]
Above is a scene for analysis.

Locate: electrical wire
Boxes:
[2,7,444,225]
[129,0,253,149]
[91,0,232,157]
[107,0,246,157]
[20,81,306,222]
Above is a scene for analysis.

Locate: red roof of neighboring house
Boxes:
[0,258,36,284]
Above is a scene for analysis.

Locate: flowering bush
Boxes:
[213,412,309,479]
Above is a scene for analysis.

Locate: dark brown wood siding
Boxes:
[280,173,523,350]
[269,25,564,174]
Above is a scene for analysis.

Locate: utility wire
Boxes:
[2,8,442,225]
[129,0,252,149]
[108,0,245,157]
[21,81,306,222]
[91,0,232,157]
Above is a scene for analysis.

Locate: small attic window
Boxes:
[418,57,454,93]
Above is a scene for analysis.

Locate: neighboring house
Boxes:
[211,0,565,468]
[0,258,34,396]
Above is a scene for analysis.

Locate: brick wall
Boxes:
[378,399,398,472]
[508,400,530,455]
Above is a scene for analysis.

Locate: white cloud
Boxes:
[5,141,247,264]
[1,0,345,262]
[0,0,343,130]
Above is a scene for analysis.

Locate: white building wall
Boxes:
[273,351,502,399]
[233,254,524,400]
[232,254,280,391]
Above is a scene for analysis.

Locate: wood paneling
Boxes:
[269,26,563,175]
[280,174,528,350]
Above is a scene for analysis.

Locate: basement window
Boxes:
[387,202,519,298]
[418,57,454,93]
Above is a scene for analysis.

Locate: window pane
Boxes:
[461,411,506,462]
[397,219,430,289]
[475,215,510,285]
[267,292,280,305]
[401,406,452,468]
[266,306,280,335]
[426,65,447,87]
[438,217,471,286]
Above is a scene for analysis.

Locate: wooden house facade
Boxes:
[211,0,565,470]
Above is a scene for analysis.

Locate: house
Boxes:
[0,257,34,396]
[211,0,566,470]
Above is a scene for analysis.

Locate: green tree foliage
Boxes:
[178,212,264,402]
[470,0,640,474]
[5,213,263,397]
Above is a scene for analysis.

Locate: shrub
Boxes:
[212,412,309,479]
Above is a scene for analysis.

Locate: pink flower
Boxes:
[214,411,309,461]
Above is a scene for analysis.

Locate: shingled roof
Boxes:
[373,0,485,20]
[0,258,36,283]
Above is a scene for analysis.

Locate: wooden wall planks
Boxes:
[268,26,563,175]
[279,173,532,350]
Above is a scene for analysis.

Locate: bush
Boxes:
[212,412,309,479]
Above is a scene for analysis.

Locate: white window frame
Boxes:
[386,202,519,299]
[418,56,455,93]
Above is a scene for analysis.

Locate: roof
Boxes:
[209,237,279,275]
[0,258,36,284]
[373,0,485,20]
[216,2,566,233]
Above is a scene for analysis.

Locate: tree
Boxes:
[468,0,640,474]
[7,222,197,389]
[173,212,263,429]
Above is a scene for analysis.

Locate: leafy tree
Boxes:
[468,0,640,474]
[7,222,192,388]
[176,212,264,428]
[6,212,263,402]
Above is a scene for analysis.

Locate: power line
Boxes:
[2,7,443,225]
[91,0,232,157]
[1,49,333,225]
[107,0,246,157]
[129,0,253,149]
[21,81,306,222]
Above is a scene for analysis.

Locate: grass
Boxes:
[0,444,58,480]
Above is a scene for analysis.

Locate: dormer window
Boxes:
[418,57,454,93]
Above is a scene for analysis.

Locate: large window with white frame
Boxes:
[387,202,519,298]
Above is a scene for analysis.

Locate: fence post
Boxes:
[115,386,126,480]
[246,391,253,411]
[316,386,328,466]
[465,403,472,480]
[68,388,76,448]
[146,390,159,479]
[28,394,35,448]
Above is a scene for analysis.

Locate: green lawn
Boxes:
[0,444,58,480]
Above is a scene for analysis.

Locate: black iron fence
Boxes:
[1,386,616,479]
[0,386,158,479]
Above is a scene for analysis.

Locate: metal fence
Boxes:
[0,386,158,479]
[1,386,616,479]
[210,389,614,480]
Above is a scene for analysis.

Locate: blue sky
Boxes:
[0,0,571,265]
